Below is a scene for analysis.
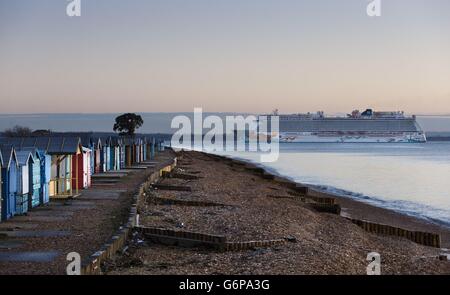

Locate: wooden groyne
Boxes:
[137,226,288,252]
[347,218,441,248]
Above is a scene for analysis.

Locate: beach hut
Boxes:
[26,149,42,208]
[108,137,114,170]
[0,137,84,200]
[142,137,148,161]
[101,137,111,172]
[15,150,34,215]
[141,137,147,162]
[126,144,132,167]
[137,137,144,163]
[88,139,95,177]
[122,137,134,168]
[145,137,151,161]
[27,137,83,199]
[138,137,144,162]
[132,138,139,164]
[0,139,49,208]
[158,139,165,152]
[151,137,156,160]
[23,146,51,206]
[131,138,137,165]
[77,133,96,179]
[2,139,52,206]
[72,146,92,190]
[21,147,49,208]
[50,132,96,178]
[115,138,121,170]
[119,138,126,169]
[39,149,51,205]
[109,137,121,170]
[47,137,83,198]
[107,137,117,171]
[92,138,102,174]
[1,145,19,220]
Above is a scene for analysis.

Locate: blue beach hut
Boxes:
[0,138,52,207]
[39,149,51,205]
[142,137,148,161]
[15,150,34,215]
[108,137,116,170]
[21,147,47,208]
[1,145,19,220]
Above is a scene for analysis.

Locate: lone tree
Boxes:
[3,125,33,137]
[113,113,144,136]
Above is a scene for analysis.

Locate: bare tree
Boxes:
[3,125,33,137]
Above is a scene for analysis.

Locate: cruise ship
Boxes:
[258,109,427,143]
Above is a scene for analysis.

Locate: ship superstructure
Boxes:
[258,109,426,143]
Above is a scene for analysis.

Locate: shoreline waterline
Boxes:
[210,142,450,229]
[215,152,450,228]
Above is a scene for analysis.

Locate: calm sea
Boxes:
[215,142,450,227]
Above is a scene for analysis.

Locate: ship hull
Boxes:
[278,132,427,143]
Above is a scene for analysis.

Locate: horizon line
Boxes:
[1,112,450,117]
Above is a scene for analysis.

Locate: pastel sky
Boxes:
[1,0,450,114]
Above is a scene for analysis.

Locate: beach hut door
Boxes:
[31,157,41,208]
[83,151,90,188]
[8,163,18,218]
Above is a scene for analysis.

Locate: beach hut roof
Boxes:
[92,136,110,147]
[0,144,18,169]
[91,137,102,149]
[0,137,81,155]
[109,137,122,146]
[15,149,35,166]
[20,147,44,160]
[33,137,51,151]
[46,137,81,154]
[0,137,41,150]
[103,136,113,146]
[121,136,141,145]
[73,134,92,149]
[142,136,153,144]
